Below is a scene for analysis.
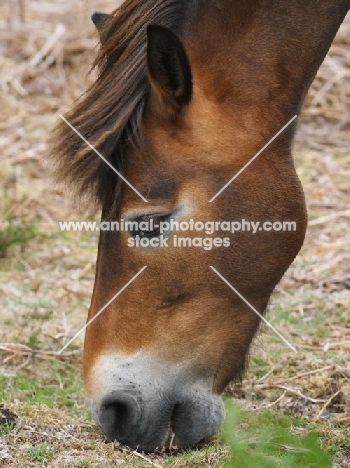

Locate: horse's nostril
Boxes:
[170,403,181,427]
[100,391,141,443]
[106,401,128,430]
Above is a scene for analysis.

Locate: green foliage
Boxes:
[27,443,53,467]
[76,461,90,467]
[222,400,333,468]
[27,329,43,350]
[250,357,271,379]
[0,214,37,256]
[30,308,54,321]
[0,420,16,436]
[0,362,84,414]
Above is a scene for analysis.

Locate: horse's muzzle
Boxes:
[85,354,225,452]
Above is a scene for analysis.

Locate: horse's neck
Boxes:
[188,0,349,120]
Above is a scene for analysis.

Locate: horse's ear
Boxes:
[147,25,192,116]
[91,12,111,39]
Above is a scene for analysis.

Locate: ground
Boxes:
[0,1,349,467]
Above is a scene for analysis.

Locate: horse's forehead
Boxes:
[143,83,264,171]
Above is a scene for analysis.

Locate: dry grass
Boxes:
[296,16,350,153]
[0,1,349,467]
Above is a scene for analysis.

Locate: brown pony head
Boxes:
[51,0,349,452]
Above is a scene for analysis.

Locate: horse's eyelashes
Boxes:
[131,214,170,238]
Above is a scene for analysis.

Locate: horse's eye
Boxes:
[132,215,168,238]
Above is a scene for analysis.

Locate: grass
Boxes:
[0,361,85,415]
[250,357,271,379]
[222,400,333,468]
[0,212,37,257]
[0,420,16,436]
[0,361,341,467]
[27,443,54,467]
